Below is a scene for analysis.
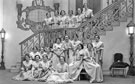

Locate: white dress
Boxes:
[52,16,60,28]
[59,15,68,28]
[70,40,82,63]
[12,60,33,80]
[69,49,103,83]
[32,61,42,79]
[47,63,73,83]
[44,17,53,27]
[62,40,73,64]
[37,61,52,81]
[92,41,104,66]
[67,15,76,28]
[83,8,94,18]
[52,43,64,69]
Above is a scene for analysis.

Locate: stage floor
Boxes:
[0,70,135,84]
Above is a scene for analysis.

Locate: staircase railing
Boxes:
[19,0,133,59]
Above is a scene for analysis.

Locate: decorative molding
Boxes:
[16,0,54,32]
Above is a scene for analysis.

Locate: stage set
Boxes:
[0,0,135,84]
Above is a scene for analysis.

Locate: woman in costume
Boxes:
[12,54,33,81]
[67,10,76,27]
[59,10,68,28]
[47,56,73,83]
[37,54,52,81]
[86,43,103,83]
[76,8,85,25]
[53,10,60,28]
[29,46,40,60]
[92,35,104,66]
[44,12,53,28]
[69,43,103,83]
[52,38,64,69]
[31,55,42,80]
[62,36,73,64]
[70,34,82,64]
[82,3,94,19]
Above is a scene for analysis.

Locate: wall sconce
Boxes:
[127,20,135,75]
[0,28,6,70]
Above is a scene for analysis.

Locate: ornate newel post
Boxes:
[127,21,135,76]
[0,28,6,70]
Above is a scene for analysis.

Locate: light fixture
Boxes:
[127,20,135,35]
[127,20,135,76]
[0,28,6,39]
[0,28,6,70]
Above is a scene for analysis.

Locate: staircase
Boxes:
[16,0,133,70]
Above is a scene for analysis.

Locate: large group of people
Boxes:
[43,3,94,29]
[13,35,104,83]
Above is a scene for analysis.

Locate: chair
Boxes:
[110,53,129,77]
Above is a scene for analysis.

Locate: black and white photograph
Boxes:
[0,0,135,84]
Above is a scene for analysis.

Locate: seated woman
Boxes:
[46,56,73,83]
[69,43,103,83]
[52,38,64,69]
[87,43,103,83]
[29,46,40,60]
[12,54,33,81]
[76,8,85,24]
[31,55,42,80]
[67,10,76,27]
[59,10,68,28]
[52,10,60,28]
[37,54,52,81]
[44,12,53,28]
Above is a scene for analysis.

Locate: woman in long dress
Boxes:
[92,35,104,66]
[59,10,68,28]
[12,54,33,81]
[82,3,94,19]
[62,36,73,64]
[86,43,103,83]
[47,56,73,83]
[44,12,53,28]
[37,54,52,81]
[52,38,64,69]
[31,55,42,80]
[76,8,85,25]
[69,43,103,83]
[53,10,60,28]
[70,34,82,64]
[67,10,76,27]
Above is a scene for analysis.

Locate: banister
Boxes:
[19,0,123,45]
[79,0,123,28]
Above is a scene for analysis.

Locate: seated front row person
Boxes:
[46,56,73,83]
[69,43,103,83]
[37,54,52,81]
[12,54,33,81]
[29,46,40,60]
